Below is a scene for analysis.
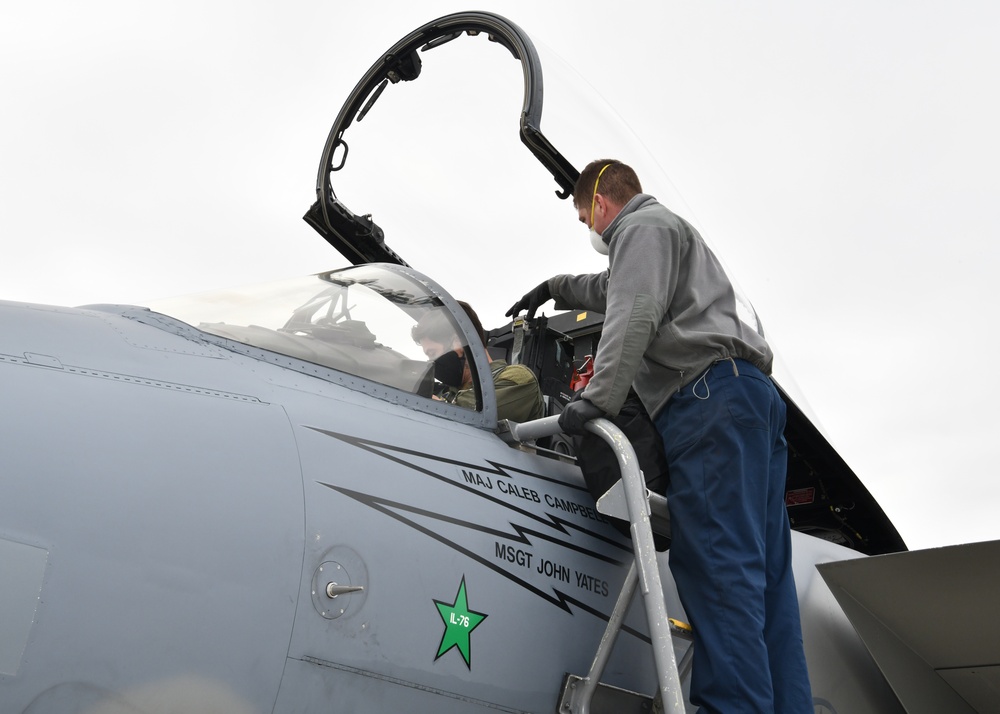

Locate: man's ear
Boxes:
[593,193,608,217]
[595,194,623,225]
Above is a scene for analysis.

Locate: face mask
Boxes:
[589,163,613,256]
[589,227,609,255]
[433,349,466,389]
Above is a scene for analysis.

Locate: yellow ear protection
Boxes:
[590,163,613,227]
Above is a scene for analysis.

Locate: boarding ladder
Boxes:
[502,415,693,714]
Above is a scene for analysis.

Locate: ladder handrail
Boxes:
[502,416,685,714]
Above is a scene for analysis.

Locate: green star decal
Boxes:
[434,576,487,668]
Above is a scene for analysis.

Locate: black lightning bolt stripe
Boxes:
[307,426,631,552]
[321,483,625,565]
[322,483,651,644]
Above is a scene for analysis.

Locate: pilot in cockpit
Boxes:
[412,302,544,424]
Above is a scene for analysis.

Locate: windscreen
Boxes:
[148,265,478,402]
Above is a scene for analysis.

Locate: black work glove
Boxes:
[505,280,552,320]
[558,395,606,436]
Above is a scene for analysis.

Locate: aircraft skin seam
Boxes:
[204,337,490,427]
[296,656,529,713]
[0,352,264,403]
[93,312,227,357]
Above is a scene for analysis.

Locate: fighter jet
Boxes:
[2,11,996,714]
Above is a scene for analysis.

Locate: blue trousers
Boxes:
[654,360,812,713]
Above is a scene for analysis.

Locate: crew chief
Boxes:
[507,159,812,713]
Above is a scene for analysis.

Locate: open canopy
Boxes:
[299,11,763,336]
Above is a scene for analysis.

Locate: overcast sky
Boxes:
[4,1,999,551]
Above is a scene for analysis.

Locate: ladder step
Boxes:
[558,674,654,714]
[669,618,693,641]
[595,479,671,538]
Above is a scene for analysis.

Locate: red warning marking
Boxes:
[785,487,816,507]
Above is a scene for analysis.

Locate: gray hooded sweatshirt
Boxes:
[549,194,772,417]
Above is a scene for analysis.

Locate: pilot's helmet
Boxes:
[411,308,462,359]
[412,308,467,389]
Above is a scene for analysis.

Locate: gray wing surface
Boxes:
[818,540,1000,713]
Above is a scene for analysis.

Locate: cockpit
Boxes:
[149,263,501,428]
